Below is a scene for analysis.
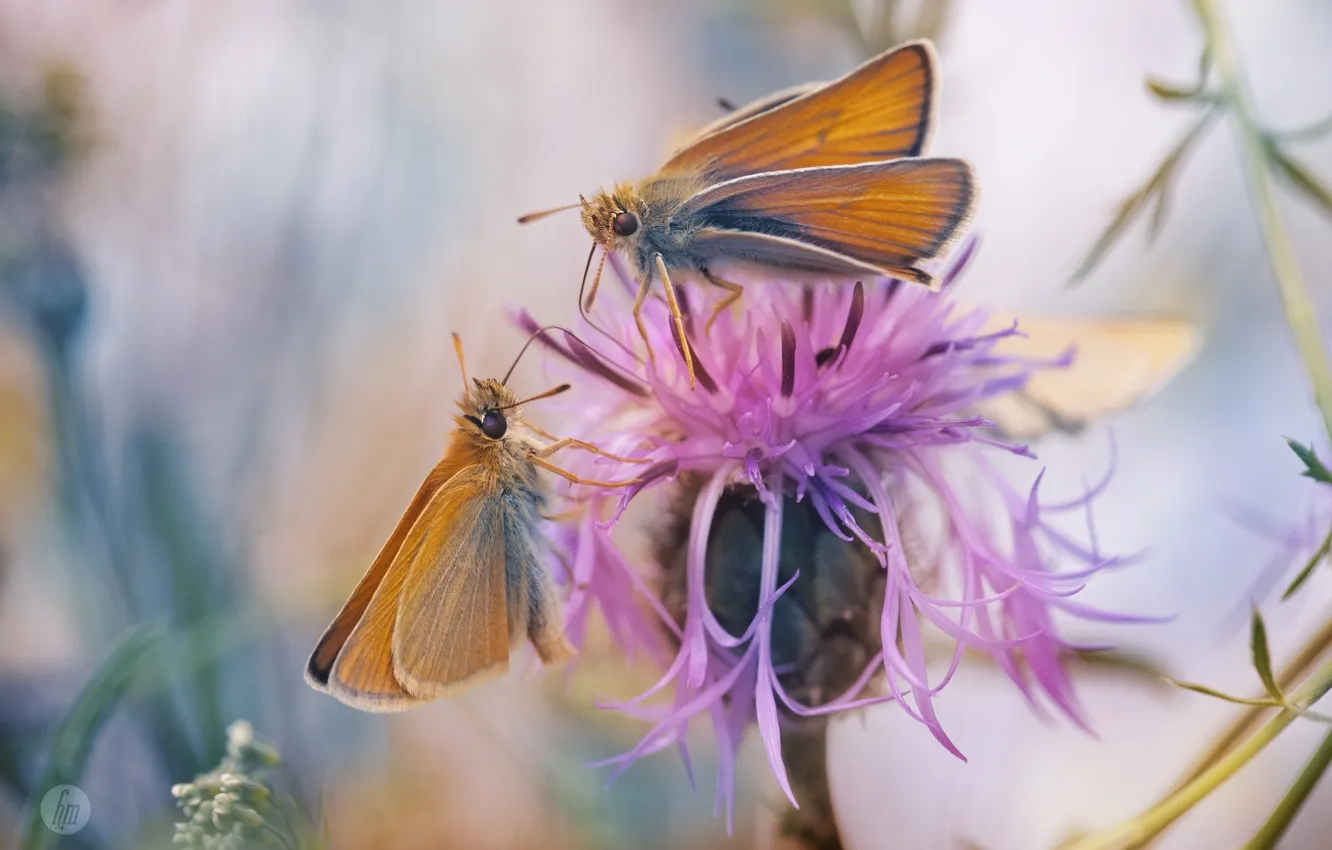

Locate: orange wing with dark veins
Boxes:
[305,432,488,710]
[682,158,974,276]
[661,41,936,184]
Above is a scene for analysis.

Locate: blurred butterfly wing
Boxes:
[392,465,512,699]
[978,317,1199,438]
[660,41,935,184]
[682,158,974,279]
[305,436,476,705]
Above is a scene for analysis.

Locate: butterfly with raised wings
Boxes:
[520,40,976,388]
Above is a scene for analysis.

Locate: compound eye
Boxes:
[612,211,639,236]
[480,410,508,439]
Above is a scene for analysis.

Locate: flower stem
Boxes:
[1242,725,1332,849]
[1060,654,1332,849]
[778,724,842,850]
[1190,0,1332,445]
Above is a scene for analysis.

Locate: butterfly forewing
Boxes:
[313,457,508,711]
[306,433,485,699]
[683,158,974,275]
[318,508,431,710]
[660,41,935,184]
[392,465,513,699]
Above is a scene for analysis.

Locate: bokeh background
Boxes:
[2,0,1332,848]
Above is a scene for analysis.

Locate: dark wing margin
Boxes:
[306,457,465,710]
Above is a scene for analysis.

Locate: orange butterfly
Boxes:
[520,40,975,388]
[305,334,643,710]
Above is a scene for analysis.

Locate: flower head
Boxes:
[171,720,306,850]
[520,243,1138,823]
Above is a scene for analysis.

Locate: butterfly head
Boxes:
[459,378,520,442]
[581,185,644,253]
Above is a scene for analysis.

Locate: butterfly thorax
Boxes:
[582,176,708,280]
[454,379,544,496]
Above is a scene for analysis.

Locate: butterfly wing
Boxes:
[978,316,1199,438]
[305,435,478,709]
[676,83,819,152]
[384,464,514,700]
[685,228,921,280]
[660,41,936,184]
[682,158,974,281]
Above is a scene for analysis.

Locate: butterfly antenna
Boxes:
[503,323,564,385]
[452,333,470,386]
[498,383,571,410]
[581,245,608,314]
[516,201,583,225]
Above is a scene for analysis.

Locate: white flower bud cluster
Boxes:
[170,721,295,850]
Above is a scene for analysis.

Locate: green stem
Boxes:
[1167,616,1332,795]
[1243,725,1332,849]
[1061,654,1332,850]
[1191,0,1332,445]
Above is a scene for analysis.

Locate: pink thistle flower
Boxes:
[517,242,1140,824]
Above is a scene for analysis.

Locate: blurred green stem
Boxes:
[1242,725,1332,849]
[1191,0,1332,445]
[1062,654,1332,849]
[1166,615,1332,798]
[41,336,133,624]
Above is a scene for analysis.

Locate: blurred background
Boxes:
[2,0,1332,848]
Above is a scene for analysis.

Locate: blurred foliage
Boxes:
[1070,33,1332,286]
[19,627,164,850]
[1286,438,1332,486]
[0,53,315,850]
[1060,1,1332,847]
[0,62,93,189]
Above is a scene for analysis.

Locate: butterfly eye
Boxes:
[480,410,508,439]
[612,211,639,236]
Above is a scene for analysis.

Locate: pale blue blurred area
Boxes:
[1,0,1331,847]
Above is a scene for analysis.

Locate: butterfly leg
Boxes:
[629,272,658,373]
[532,434,650,464]
[527,453,643,489]
[701,268,745,332]
[648,254,696,390]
